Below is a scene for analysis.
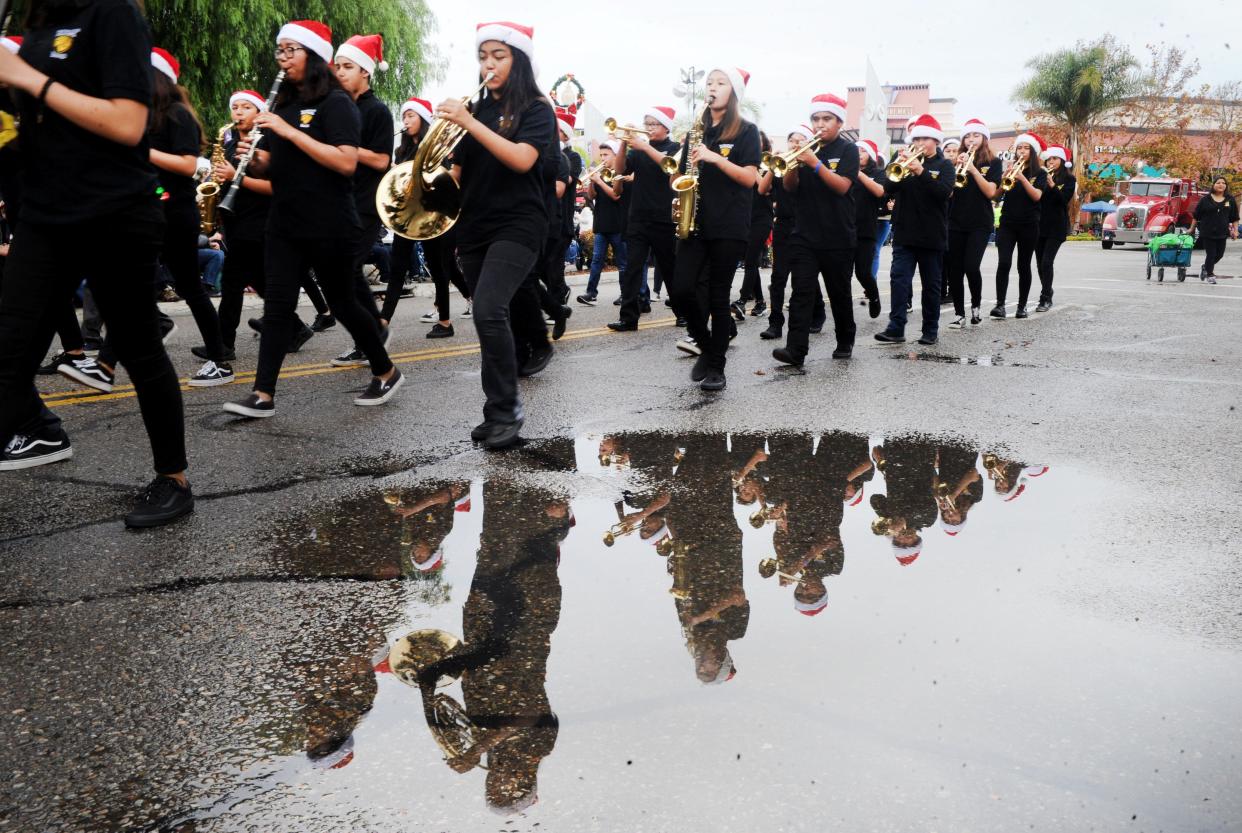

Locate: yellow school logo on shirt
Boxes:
[930,170,941,178]
[51,28,80,59]
[981,166,990,174]
[828,158,840,171]
[299,109,316,128]
[720,144,733,158]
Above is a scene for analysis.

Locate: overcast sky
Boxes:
[418,0,1237,136]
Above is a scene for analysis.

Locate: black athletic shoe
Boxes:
[613,296,622,306]
[124,475,194,529]
[760,326,782,340]
[699,371,726,391]
[518,345,553,377]
[971,307,982,325]
[730,301,746,322]
[332,347,367,367]
[311,313,337,332]
[1035,300,1052,313]
[750,301,767,317]
[192,345,237,362]
[607,320,638,332]
[1015,306,1029,319]
[576,294,597,306]
[484,419,523,450]
[57,355,114,392]
[0,428,73,471]
[247,317,264,334]
[640,301,652,314]
[290,323,315,352]
[989,304,1006,319]
[426,323,454,338]
[223,393,275,418]
[188,361,235,388]
[832,345,853,359]
[354,368,404,406]
[675,316,687,327]
[874,331,906,343]
[552,306,572,340]
[868,297,881,319]
[918,334,938,345]
[772,347,804,367]
[471,421,495,442]
[37,351,76,376]
[690,355,711,382]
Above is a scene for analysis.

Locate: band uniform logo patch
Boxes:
[828,158,840,171]
[930,170,941,179]
[51,29,80,59]
[720,144,733,158]
[299,110,316,128]
[981,166,990,174]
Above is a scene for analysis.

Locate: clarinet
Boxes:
[218,70,285,214]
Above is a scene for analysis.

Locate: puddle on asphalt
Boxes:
[889,351,1005,365]
[162,432,1241,832]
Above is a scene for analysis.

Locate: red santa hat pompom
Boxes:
[794,592,829,616]
[907,114,944,143]
[893,542,922,566]
[855,140,880,167]
[961,118,990,140]
[809,93,847,123]
[646,106,676,131]
[150,47,180,83]
[555,107,576,141]
[476,21,535,61]
[336,33,388,75]
[1041,145,1071,168]
[1013,132,1046,156]
[229,90,267,112]
[277,20,334,65]
[0,36,22,55]
[711,65,750,101]
[401,97,434,124]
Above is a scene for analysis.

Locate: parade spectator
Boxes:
[1189,177,1238,284]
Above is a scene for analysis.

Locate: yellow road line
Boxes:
[41,317,679,409]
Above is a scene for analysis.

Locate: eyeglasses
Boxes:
[273,46,305,59]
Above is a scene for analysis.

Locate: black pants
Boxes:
[995,223,1039,306]
[257,233,392,395]
[0,208,186,474]
[946,227,991,316]
[738,221,771,303]
[851,237,881,302]
[0,258,63,445]
[351,215,384,325]
[381,235,415,324]
[543,233,571,305]
[302,270,329,315]
[1202,237,1227,276]
[458,241,539,425]
[767,222,823,330]
[56,297,85,353]
[1035,234,1066,302]
[511,271,551,366]
[218,236,265,350]
[166,209,225,362]
[619,221,677,326]
[670,236,747,371]
[787,240,855,358]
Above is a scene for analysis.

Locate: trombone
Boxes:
[604,117,650,142]
[885,146,926,182]
[760,136,824,177]
[953,148,976,189]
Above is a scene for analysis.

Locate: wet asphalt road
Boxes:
[2,241,1241,832]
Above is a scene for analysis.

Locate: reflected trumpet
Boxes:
[760,136,824,177]
[757,557,810,586]
[604,117,649,141]
[602,516,640,546]
[954,148,975,189]
[886,146,926,182]
[871,516,899,536]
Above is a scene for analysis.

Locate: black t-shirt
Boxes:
[1194,193,1240,239]
[265,88,361,239]
[592,177,631,234]
[949,156,1004,232]
[751,180,774,229]
[686,119,762,242]
[352,90,393,221]
[852,162,884,241]
[1039,172,1077,237]
[999,165,1047,227]
[149,104,202,217]
[538,139,567,244]
[625,136,679,227]
[790,134,859,249]
[561,148,581,238]
[773,182,796,226]
[456,95,556,254]
[221,131,271,242]
[16,0,160,225]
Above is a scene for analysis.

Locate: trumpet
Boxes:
[580,162,617,187]
[885,146,926,182]
[1001,158,1027,191]
[604,117,650,142]
[760,136,825,177]
[953,148,976,189]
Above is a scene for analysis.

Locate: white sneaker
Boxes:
[460,302,473,318]
[947,316,965,330]
[676,337,702,356]
[420,310,437,323]
[189,360,235,387]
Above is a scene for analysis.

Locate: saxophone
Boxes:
[669,97,712,240]
[196,124,230,234]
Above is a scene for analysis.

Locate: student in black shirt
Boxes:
[332,34,395,366]
[874,113,956,346]
[991,133,1046,319]
[945,120,1002,328]
[586,140,629,304]
[436,21,555,449]
[772,94,859,367]
[608,106,680,328]
[852,138,885,319]
[545,107,579,315]
[668,67,761,391]
[0,0,193,526]
[733,130,773,320]
[223,19,402,419]
[1189,177,1239,283]
[1034,144,1077,311]
[761,125,823,340]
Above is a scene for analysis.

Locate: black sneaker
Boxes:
[730,301,746,322]
[874,331,906,343]
[192,345,237,362]
[750,301,768,317]
[519,345,554,377]
[970,307,982,325]
[576,294,597,306]
[290,323,315,352]
[552,306,572,340]
[675,316,687,327]
[810,319,825,334]
[607,320,638,332]
[332,347,367,367]
[57,355,114,392]
[760,326,782,340]
[676,337,701,356]
[832,345,853,359]
[426,323,454,338]
[613,297,622,306]
[918,334,938,345]
[484,419,524,450]
[699,370,726,392]
[868,297,882,319]
[223,393,275,418]
[0,429,73,471]
[311,313,337,332]
[772,347,804,367]
[1015,306,1029,319]
[354,368,404,406]
[989,304,1006,319]
[189,360,235,388]
[1035,300,1052,313]
[247,317,264,334]
[37,351,76,376]
[640,301,652,314]
[124,475,194,529]
[471,421,495,442]
[690,355,711,382]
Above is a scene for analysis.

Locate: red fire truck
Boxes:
[1101,177,1205,249]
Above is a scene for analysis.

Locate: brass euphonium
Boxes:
[376,73,495,241]
[953,148,976,189]
[886,146,926,182]
[196,123,231,234]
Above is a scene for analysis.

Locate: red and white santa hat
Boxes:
[555,107,576,141]
[0,36,22,54]
[336,33,388,75]
[150,47,180,83]
[1041,145,1072,168]
[411,546,445,572]
[1001,479,1027,502]
[942,136,961,150]
[961,118,990,139]
[278,20,334,65]
[309,736,355,769]
[1024,465,1049,477]
[454,493,471,511]
[400,96,433,124]
[702,655,737,686]
[940,517,967,536]
[893,542,922,566]
[790,124,815,143]
[371,643,393,674]
[646,106,676,132]
[602,139,623,157]
[809,93,847,122]
[711,65,751,101]
[645,523,671,545]
[794,591,829,616]
[476,21,534,61]
[907,114,944,143]
[229,90,267,112]
[1013,132,1046,156]
[855,140,880,167]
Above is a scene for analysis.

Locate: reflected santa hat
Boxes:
[411,545,445,572]
[940,517,967,536]
[401,97,433,124]
[702,655,737,686]
[336,34,388,75]
[893,542,922,566]
[229,90,267,112]
[371,643,393,675]
[794,591,828,617]
[843,483,866,507]
[454,493,471,512]
[309,736,355,770]
[1024,465,1049,477]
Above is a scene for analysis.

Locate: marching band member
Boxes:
[588,139,629,317]
[435,21,555,449]
[548,107,579,319]
[991,132,1046,319]
[1035,144,1077,311]
[760,125,822,341]
[945,118,1001,328]
[874,114,955,346]
[332,34,394,367]
[852,138,884,319]
[607,105,680,330]
[772,93,860,367]
[1190,176,1239,284]
[668,66,761,391]
[223,19,402,419]
[938,137,960,304]
[0,0,194,525]
[732,130,773,320]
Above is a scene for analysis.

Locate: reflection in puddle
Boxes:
[889,351,1004,365]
